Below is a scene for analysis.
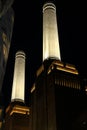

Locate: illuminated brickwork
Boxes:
[3,101,30,130]
[30,59,87,130]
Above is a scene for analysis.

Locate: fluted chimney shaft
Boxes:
[43,2,61,61]
[11,50,26,102]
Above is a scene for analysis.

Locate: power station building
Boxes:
[30,2,87,130]
[3,51,30,130]
[1,1,87,130]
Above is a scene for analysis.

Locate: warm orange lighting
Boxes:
[47,69,52,74]
[36,65,44,77]
[47,60,78,75]
[31,84,36,93]
[56,66,78,75]
[6,105,11,113]
[10,110,26,115]
[0,109,2,117]
[53,60,64,67]
[65,64,76,70]
[0,122,2,128]
[14,105,29,111]
[10,105,30,116]
[47,65,54,74]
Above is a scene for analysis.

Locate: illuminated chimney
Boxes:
[11,50,26,102]
[43,2,61,61]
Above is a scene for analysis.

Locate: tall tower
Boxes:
[43,2,61,61]
[11,51,26,102]
[30,2,87,130]
[3,50,30,130]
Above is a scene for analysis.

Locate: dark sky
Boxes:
[2,0,87,106]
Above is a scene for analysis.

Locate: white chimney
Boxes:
[43,2,61,61]
[11,50,26,102]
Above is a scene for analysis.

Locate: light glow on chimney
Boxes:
[11,51,26,102]
[43,2,61,61]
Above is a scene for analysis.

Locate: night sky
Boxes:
[2,0,87,107]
